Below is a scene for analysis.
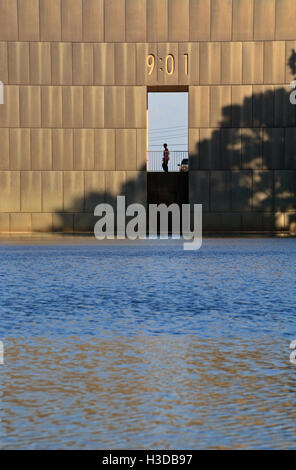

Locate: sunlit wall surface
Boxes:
[0,0,296,233]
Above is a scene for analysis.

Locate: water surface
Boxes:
[0,238,296,449]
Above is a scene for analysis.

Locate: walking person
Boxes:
[162,143,170,173]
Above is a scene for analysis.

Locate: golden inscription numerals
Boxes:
[165,54,175,75]
[146,54,189,76]
[146,54,155,75]
[184,54,188,75]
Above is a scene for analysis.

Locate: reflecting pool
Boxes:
[0,238,296,449]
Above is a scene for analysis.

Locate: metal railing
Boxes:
[147,151,188,172]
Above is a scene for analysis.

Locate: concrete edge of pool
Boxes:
[0,231,295,246]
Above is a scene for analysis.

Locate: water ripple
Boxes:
[0,238,296,449]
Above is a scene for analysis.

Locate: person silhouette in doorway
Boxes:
[162,143,170,173]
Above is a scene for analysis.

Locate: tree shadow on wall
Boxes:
[288,48,296,78]
[52,166,187,235]
[189,83,296,233]
[52,165,147,234]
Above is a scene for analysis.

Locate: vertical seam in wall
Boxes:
[50,42,54,85]
[102,136,106,200]
[123,84,126,130]
[20,169,22,212]
[145,0,148,43]
[62,170,65,214]
[72,126,75,176]
[197,43,200,90]
[71,41,74,127]
[30,211,33,232]
[50,120,53,174]
[124,0,127,43]
[7,128,10,171]
[263,41,266,84]
[168,0,170,42]
[49,42,52,85]
[250,84,253,139]
[38,0,41,41]
[28,42,31,85]
[112,43,115,86]
[39,85,41,130]
[37,170,41,216]
[92,42,94,87]
[146,91,148,171]
[273,0,276,41]
[209,170,211,212]
[272,169,275,213]
[62,85,65,129]
[83,168,86,213]
[82,77,85,128]
[29,42,32,92]
[252,0,255,41]
[114,43,117,86]
[41,169,44,212]
[219,42,222,86]
[17,0,20,41]
[136,124,138,170]
[230,84,233,129]
[102,0,105,43]
[115,123,117,172]
[60,0,63,42]
[210,0,213,41]
[207,84,210,130]
[284,39,287,85]
[242,41,245,87]
[165,0,168,43]
[81,0,84,42]
[239,127,242,170]
[71,127,74,174]
[7,42,10,85]
[230,168,232,212]
[18,84,21,129]
[28,126,32,171]
[251,166,253,211]
[231,0,233,42]
[283,123,286,173]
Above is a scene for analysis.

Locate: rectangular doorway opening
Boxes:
[146,87,189,233]
[147,87,189,173]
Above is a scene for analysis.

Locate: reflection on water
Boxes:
[0,238,296,449]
